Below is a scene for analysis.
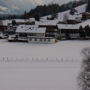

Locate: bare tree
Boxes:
[78,48,90,90]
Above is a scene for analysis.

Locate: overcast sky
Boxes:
[0,0,77,14]
[24,0,76,5]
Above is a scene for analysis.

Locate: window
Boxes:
[44,39,46,41]
[40,39,42,41]
[48,39,50,42]
[19,33,27,37]
[29,38,32,41]
[21,26,23,28]
[35,38,37,41]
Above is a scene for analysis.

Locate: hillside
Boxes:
[0,0,87,19]
[41,4,87,22]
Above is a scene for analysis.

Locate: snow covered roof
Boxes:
[79,20,90,27]
[57,24,80,29]
[16,25,46,33]
[27,18,35,22]
[14,19,26,23]
[75,4,87,14]
[68,14,82,20]
[2,19,26,26]
[68,14,76,20]
[2,20,12,26]
[38,20,59,26]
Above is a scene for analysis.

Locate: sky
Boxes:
[0,0,76,14]
[22,0,75,5]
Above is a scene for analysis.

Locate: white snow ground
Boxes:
[0,40,90,90]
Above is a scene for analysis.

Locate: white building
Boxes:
[8,25,57,44]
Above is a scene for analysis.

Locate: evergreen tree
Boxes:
[65,30,71,40]
[84,25,90,37]
[79,26,86,39]
[34,14,40,21]
[87,0,90,12]
[12,20,17,26]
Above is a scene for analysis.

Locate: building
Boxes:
[38,20,59,39]
[67,14,82,24]
[8,25,57,43]
[57,24,80,39]
[7,18,36,35]
[0,20,8,38]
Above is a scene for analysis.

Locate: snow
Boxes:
[16,25,46,33]
[79,20,90,27]
[0,40,89,60]
[2,20,12,26]
[57,24,80,29]
[41,4,87,22]
[0,4,88,90]
[2,19,26,26]
[0,40,90,90]
[38,19,58,26]
[75,4,87,14]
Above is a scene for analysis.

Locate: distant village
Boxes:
[0,4,90,44]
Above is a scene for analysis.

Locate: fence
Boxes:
[0,57,82,63]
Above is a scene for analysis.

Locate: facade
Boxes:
[39,25,58,38]
[57,24,80,39]
[38,20,59,39]
[8,25,57,43]
[67,14,82,24]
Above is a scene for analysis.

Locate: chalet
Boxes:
[38,20,59,38]
[8,25,57,43]
[57,24,80,39]
[7,18,36,35]
[67,14,82,24]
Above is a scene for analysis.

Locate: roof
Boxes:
[38,20,59,26]
[2,19,26,26]
[68,14,82,20]
[16,25,46,33]
[57,24,80,29]
[79,20,90,27]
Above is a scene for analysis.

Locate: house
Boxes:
[8,25,57,43]
[7,18,36,35]
[57,24,80,39]
[67,14,82,24]
[38,20,59,39]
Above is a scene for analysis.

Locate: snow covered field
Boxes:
[0,40,90,90]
